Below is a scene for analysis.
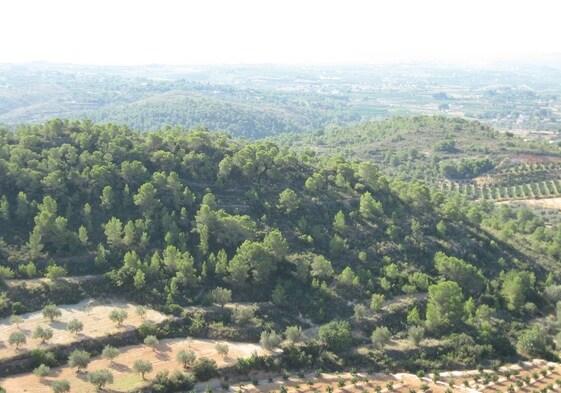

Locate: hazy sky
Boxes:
[1,0,560,65]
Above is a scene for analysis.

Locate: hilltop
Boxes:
[273,116,561,201]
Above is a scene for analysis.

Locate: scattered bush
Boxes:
[192,357,219,381]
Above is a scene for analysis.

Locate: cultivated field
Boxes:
[0,338,267,393]
[230,371,454,393]
[0,299,167,359]
[439,359,561,393]
[229,360,561,393]
[441,159,561,202]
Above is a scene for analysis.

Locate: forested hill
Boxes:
[272,116,561,181]
[1,119,561,367]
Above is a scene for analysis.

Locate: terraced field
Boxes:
[229,360,561,393]
[441,160,561,202]
[0,300,167,359]
[0,338,267,392]
[438,359,561,393]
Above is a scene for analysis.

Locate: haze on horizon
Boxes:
[1,0,561,66]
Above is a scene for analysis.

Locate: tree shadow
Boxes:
[111,362,131,372]
[156,351,170,361]
[51,321,67,330]
[75,370,89,381]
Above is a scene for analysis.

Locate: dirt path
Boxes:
[3,274,101,289]
[0,299,167,360]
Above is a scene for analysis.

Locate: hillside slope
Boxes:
[0,119,560,372]
[273,116,561,200]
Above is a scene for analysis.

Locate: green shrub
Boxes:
[138,322,159,338]
[30,349,57,367]
[318,321,352,352]
[193,357,219,381]
[150,371,196,393]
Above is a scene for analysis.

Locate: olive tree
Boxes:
[144,335,159,351]
[109,309,128,326]
[176,349,196,368]
[8,331,26,349]
[68,349,91,372]
[33,326,54,343]
[42,304,62,322]
[133,360,153,380]
[87,369,114,391]
[67,318,84,335]
[260,330,282,350]
[215,342,229,357]
[371,327,391,349]
[135,305,147,319]
[33,364,51,380]
[101,345,120,363]
[408,325,425,346]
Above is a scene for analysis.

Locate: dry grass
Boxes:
[0,299,167,359]
[0,338,267,393]
[499,197,561,210]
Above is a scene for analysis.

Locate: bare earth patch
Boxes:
[0,299,167,359]
[0,338,267,393]
[507,154,561,165]
[498,197,561,210]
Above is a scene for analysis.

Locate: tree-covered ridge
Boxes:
[0,119,560,366]
[272,115,561,181]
